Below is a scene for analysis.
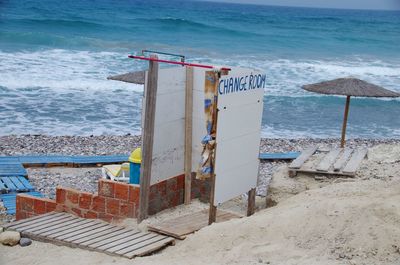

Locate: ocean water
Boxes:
[0,0,399,138]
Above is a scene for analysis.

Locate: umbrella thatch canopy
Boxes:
[302,78,400,98]
[302,77,400,147]
[107,71,145,84]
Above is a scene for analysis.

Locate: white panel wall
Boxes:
[214,69,264,205]
[144,66,207,184]
[148,66,186,184]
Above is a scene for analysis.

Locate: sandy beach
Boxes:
[1,135,400,264]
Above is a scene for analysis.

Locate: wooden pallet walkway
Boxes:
[0,154,129,168]
[0,163,27,177]
[288,147,367,177]
[148,209,241,239]
[3,212,175,259]
[0,176,35,193]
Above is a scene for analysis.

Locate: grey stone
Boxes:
[0,231,21,246]
[19,237,32,247]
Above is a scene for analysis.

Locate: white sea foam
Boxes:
[0,49,143,92]
[209,56,400,98]
[1,49,399,136]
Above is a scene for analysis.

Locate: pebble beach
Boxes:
[1,134,399,223]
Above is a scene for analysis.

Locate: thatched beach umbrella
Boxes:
[302,77,400,147]
[107,71,145,84]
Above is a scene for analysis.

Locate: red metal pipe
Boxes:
[128,55,231,71]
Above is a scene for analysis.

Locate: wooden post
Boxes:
[207,70,229,225]
[247,188,256,216]
[208,173,217,225]
[184,67,193,205]
[138,57,158,223]
[208,71,219,225]
[340,96,351,148]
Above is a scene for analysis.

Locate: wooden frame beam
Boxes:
[138,57,159,223]
[184,67,194,205]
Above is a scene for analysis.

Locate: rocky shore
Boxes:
[2,134,399,156]
[1,135,399,222]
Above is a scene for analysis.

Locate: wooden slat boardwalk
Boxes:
[3,212,175,259]
[289,147,367,177]
[342,148,368,174]
[316,149,341,172]
[289,147,318,169]
[148,209,241,239]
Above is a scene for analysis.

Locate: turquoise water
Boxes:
[1,0,399,137]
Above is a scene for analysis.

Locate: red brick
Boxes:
[79,192,93,209]
[18,194,34,212]
[16,211,27,221]
[149,185,158,200]
[177,174,185,190]
[84,211,98,219]
[92,196,106,213]
[98,213,113,223]
[169,192,181,207]
[46,201,57,212]
[167,177,178,192]
[128,186,140,204]
[66,189,79,205]
[56,187,66,204]
[26,212,35,218]
[71,207,82,217]
[16,196,22,211]
[114,182,129,201]
[106,198,120,215]
[33,199,46,214]
[55,204,67,212]
[119,202,135,218]
[112,216,124,224]
[98,179,115,198]
[156,181,167,197]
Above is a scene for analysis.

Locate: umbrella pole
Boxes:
[341,96,351,148]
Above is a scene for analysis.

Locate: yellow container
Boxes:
[129,148,141,163]
[128,148,141,184]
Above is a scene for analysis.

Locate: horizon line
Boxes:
[196,0,400,11]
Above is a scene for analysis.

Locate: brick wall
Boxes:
[54,181,139,222]
[16,194,56,221]
[16,174,211,222]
